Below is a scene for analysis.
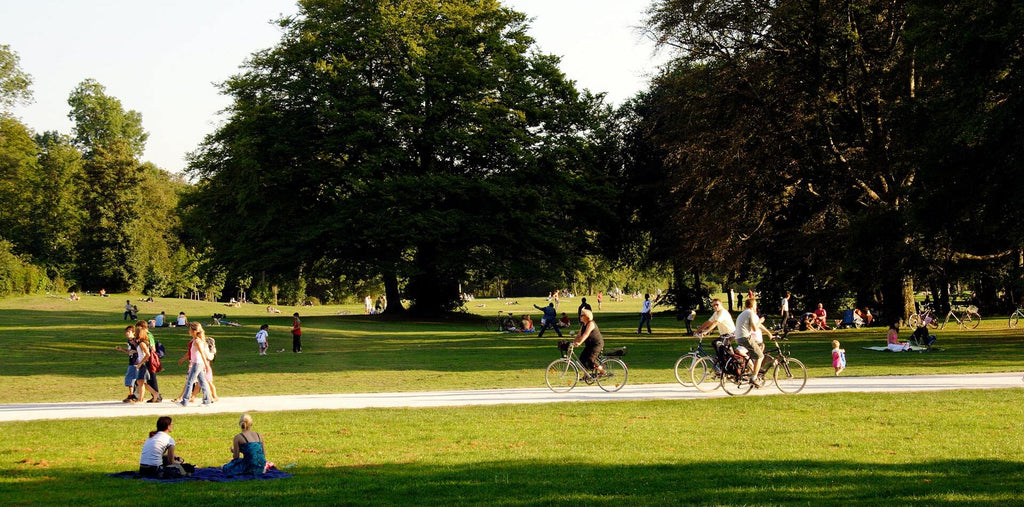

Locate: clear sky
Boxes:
[3,0,668,173]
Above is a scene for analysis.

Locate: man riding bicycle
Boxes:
[693,298,736,338]
[734,298,774,386]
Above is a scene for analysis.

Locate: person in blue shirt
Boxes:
[533,302,562,338]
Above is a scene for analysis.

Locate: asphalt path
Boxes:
[2,372,1021,422]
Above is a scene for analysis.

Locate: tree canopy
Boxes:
[185,0,613,314]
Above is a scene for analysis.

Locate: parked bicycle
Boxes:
[545,341,628,393]
[1009,307,1024,328]
[485,311,519,332]
[941,305,981,330]
[719,337,807,396]
[673,334,715,387]
[907,305,939,329]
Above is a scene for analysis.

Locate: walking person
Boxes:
[135,321,162,403]
[780,292,791,331]
[533,302,562,338]
[636,293,653,334]
[291,313,302,353]
[176,322,213,406]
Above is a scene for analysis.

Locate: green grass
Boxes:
[1,293,1022,404]
[2,293,1024,504]
[2,390,1023,505]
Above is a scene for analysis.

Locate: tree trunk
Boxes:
[382,271,404,315]
[883,275,915,326]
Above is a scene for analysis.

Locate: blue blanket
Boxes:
[109,467,292,483]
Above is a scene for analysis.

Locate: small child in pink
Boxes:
[831,339,846,375]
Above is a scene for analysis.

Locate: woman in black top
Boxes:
[572,309,604,376]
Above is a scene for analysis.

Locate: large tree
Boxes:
[67,79,149,290]
[185,0,609,314]
[0,45,33,111]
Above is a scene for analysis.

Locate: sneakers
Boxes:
[122,395,136,404]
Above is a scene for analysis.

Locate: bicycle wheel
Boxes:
[1010,311,1021,329]
[597,358,627,392]
[907,314,921,328]
[485,319,499,332]
[964,312,981,329]
[674,354,698,386]
[720,358,753,396]
[690,356,722,392]
[545,358,579,393]
[773,357,807,394]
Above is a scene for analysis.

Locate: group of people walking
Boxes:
[115,320,217,406]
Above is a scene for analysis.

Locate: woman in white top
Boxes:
[176,312,188,326]
[139,416,177,477]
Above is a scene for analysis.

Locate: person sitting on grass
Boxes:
[886,323,911,352]
[558,313,571,328]
[520,315,535,332]
[138,416,179,477]
[222,413,267,476]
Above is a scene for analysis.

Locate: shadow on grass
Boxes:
[5,459,1023,504]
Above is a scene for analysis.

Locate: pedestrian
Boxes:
[291,313,302,353]
[115,325,141,403]
[832,339,846,375]
[637,293,653,334]
[255,324,269,355]
[780,292,791,331]
[577,297,591,318]
[175,322,213,406]
[533,302,562,338]
[685,308,696,335]
[123,300,133,320]
[364,295,372,314]
[596,292,603,310]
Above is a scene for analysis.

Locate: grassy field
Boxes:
[1,293,1023,504]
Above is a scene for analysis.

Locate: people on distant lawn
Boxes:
[558,313,571,328]
[637,293,653,334]
[291,313,302,353]
[886,323,911,352]
[521,314,535,332]
[256,324,269,355]
[176,312,188,326]
[813,303,829,330]
[364,295,373,314]
[533,302,562,338]
[153,311,167,328]
[124,300,134,320]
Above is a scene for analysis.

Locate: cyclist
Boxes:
[693,298,736,338]
[735,298,773,386]
[571,309,604,378]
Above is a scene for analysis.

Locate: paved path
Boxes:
[1,372,1020,422]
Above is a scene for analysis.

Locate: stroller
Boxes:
[908,326,936,348]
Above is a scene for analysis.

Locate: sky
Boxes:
[3,0,669,174]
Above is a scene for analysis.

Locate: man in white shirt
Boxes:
[636,293,653,334]
[694,298,736,337]
[779,292,790,331]
[139,416,177,477]
[735,298,774,386]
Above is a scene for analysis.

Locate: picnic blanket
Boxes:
[862,345,931,352]
[109,466,293,483]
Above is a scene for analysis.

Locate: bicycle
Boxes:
[545,341,628,393]
[685,333,726,392]
[673,334,715,388]
[941,305,981,330]
[485,311,519,332]
[719,337,807,396]
[907,305,939,329]
[1009,307,1024,328]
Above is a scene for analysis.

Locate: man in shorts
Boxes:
[734,298,774,386]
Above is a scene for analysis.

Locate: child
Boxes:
[886,323,910,352]
[831,339,846,375]
[255,324,269,355]
[115,326,139,402]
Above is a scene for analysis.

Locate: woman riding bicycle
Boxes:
[572,309,604,377]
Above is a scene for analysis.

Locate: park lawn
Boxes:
[1,294,1023,404]
[1,389,1023,505]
